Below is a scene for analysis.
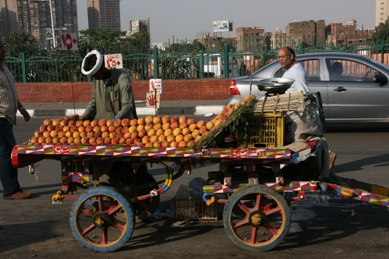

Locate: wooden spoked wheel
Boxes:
[69,187,134,253]
[223,185,291,252]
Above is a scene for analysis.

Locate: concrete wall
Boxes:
[15,79,230,103]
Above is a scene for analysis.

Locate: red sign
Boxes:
[54,146,70,154]
[60,33,78,50]
[146,93,160,108]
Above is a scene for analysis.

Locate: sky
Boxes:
[76,0,376,44]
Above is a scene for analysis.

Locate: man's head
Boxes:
[81,50,109,80]
[278,47,296,69]
[331,62,343,76]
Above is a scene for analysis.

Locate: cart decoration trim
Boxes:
[12,144,291,161]
[325,183,389,206]
[203,181,389,207]
[62,172,91,183]
[265,181,317,192]
[61,161,91,183]
[337,177,389,197]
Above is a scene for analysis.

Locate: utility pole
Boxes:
[49,0,56,48]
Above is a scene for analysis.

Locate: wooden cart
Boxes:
[11,143,389,253]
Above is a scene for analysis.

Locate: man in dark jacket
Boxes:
[80,50,158,220]
[80,49,140,181]
[80,50,137,121]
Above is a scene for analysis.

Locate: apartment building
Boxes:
[126,18,150,37]
[285,20,326,47]
[0,0,21,36]
[86,0,120,31]
[0,0,78,49]
[235,27,266,51]
[376,0,389,26]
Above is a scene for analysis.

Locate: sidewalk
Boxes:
[18,100,226,117]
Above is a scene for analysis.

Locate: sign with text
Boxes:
[60,33,78,50]
[146,92,160,108]
[104,54,123,70]
[149,78,162,94]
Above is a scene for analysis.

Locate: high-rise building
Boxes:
[86,0,121,31]
[0,0,21,36]
[0,0,78,49]
[126,18,150,37]
[376,0,389,26]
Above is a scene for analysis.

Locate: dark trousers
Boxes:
[0,118,21,198]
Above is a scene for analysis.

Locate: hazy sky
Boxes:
[77,0,376,43]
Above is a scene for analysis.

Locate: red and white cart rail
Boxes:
[11,143,389,253]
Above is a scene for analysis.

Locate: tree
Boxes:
[4,31,39,56]
[77,28,127,55]
[373,19,389,45]
[128,32,151,53]
[168,41,205,53]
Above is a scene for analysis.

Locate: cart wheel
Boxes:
[131,171,160,221]
[223,185,291,252]
[69,187,134,253]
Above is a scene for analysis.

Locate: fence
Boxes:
[5,43,389,83]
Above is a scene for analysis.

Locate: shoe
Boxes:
[6,191,32,200]
[329,151,337,171]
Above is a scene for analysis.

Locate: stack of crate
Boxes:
[238,91,307,148]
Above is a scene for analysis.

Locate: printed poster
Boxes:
[149,78,162,94]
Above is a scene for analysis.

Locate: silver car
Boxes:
[227,52,389,123]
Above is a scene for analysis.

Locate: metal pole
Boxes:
[153,46,159,78]
[49,0,56,48]
[223,43,229,78]
[21,52,27,83]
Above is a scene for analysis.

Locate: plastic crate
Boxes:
[238,112,284,148]
[173,198,220,221]
[172,184,220,221]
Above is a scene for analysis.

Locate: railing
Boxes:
[5,43,389,83]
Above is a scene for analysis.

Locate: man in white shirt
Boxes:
[278,47,336,175]
[278,47,310,94]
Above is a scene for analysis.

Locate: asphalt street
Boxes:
[1,114,389,258]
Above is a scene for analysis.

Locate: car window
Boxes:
[274,59,321,81]
[326,59,379,82]
[301,59,321,81]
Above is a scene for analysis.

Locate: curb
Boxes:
[17,105,225,118]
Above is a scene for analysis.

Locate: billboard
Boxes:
[213,20,233,32]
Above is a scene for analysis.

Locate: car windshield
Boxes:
[252,60,279,77]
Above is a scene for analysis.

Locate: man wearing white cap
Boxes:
[80,49,139,181]
[80,50,159,220]
[80,50,137,120]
